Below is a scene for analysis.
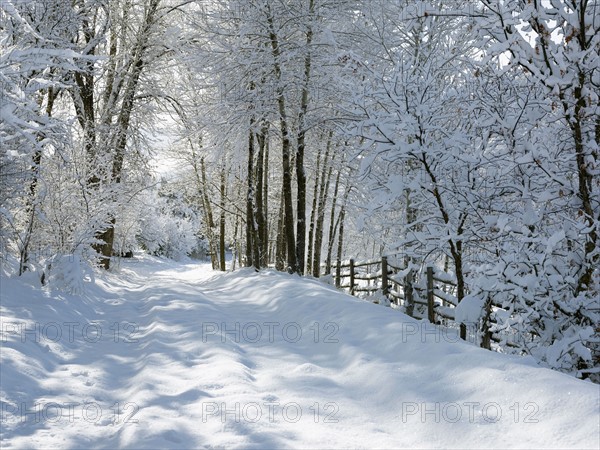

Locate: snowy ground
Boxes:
[1,256,598,449]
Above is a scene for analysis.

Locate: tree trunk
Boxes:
[325,170,341,274]
[255,125,268,268]
[220,162,226,271]
[267,6,297,273]
[312,136,333,277]
[20,87,58,275]
[275,190,286,271]
[306,146,323,275]
[336,202,346,267]
[193,150,219,270]
[568,76,598,294]
[335,185,351,270]
[420,152,467,337]
[262,127,270,265]
[246,127,255,268]
[296,0,315,274]
[294,0,315,275]
[19,148,42,276]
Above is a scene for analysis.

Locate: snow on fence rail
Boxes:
[332,255,497,348]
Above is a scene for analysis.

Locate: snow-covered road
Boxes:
[1,257,598,448]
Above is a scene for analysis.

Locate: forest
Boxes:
[1,0,599,380]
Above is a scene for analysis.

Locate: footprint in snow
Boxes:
[105,299,123,306]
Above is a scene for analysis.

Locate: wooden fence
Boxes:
[332,255,491,346]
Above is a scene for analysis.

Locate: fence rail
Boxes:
[331,255,495,348]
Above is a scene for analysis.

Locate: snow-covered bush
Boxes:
[471,232,599,380]
[41,253,95,295]
[136,183,202,260]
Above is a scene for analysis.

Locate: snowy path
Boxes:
[1,257,599,449]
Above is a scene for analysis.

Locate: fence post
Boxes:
[335,258,341,288]
[405,269,414,316]
[426,266,435,323]
[349,258,355,295]
[381,256,389,298]
[460,323,467,341]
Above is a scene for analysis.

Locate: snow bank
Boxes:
[1,257,598,448]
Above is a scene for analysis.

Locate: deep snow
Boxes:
[1,256,598,449]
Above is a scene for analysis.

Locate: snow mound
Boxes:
[455,294,486,323]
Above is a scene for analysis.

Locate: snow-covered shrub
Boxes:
[41,253,95,295]
[471,229,599,380]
